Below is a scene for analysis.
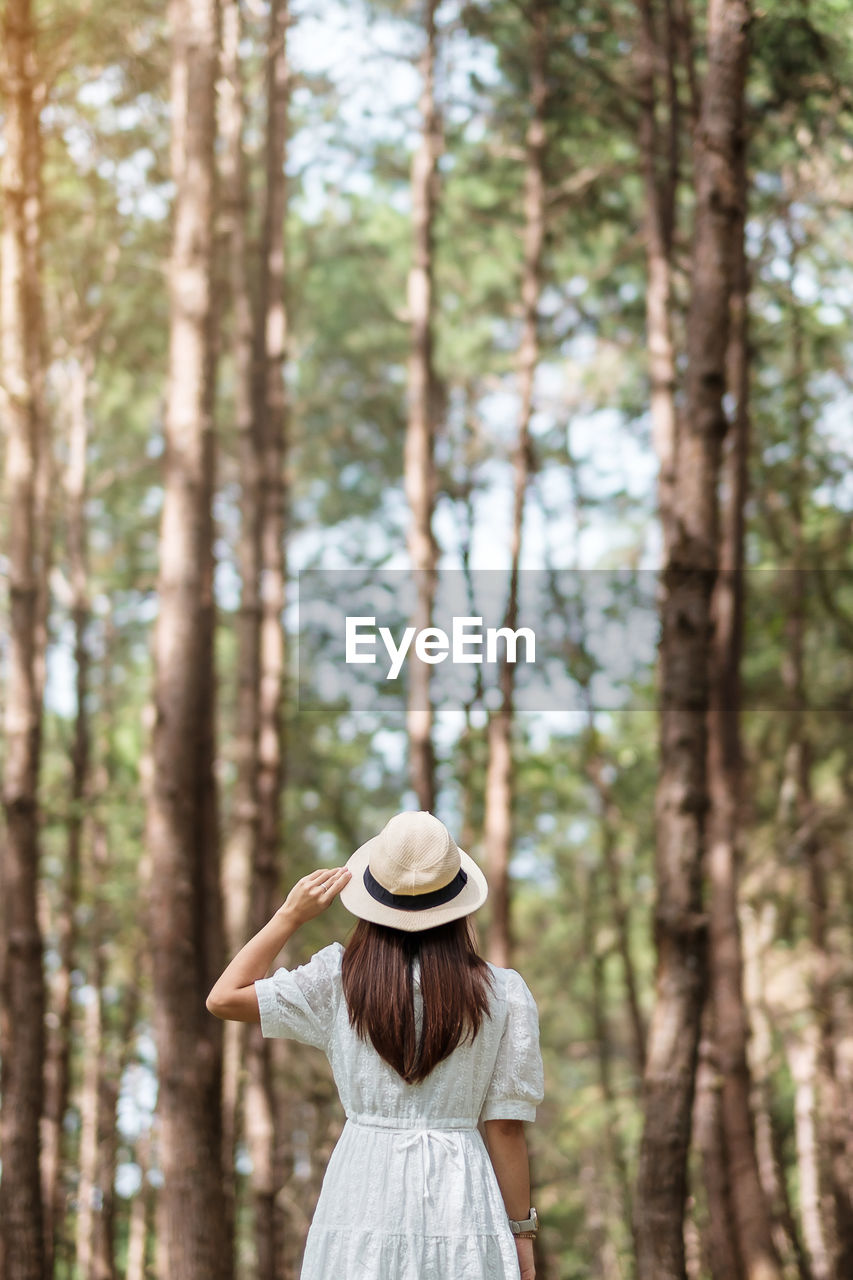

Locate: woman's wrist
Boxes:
[274,903,302,930]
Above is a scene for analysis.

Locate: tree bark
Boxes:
[787,1027,832,1280]
[146,1,230,1277]
[484,0,546,969]
[741,898,813,1280]
[706,134,783,1280]
[633,1,751,1276]
[126,1128,154,1280]
[584,858,638,1274]
[634,0,680,557]
[694,999,744,1280]
[780,259,853,1277]
[405,0,440,813]
[75,791,128,1280]
[42,353,94,1275]
[75,962,105,1280]
[217,0,259,1257]
[248,2,292,1275]
[585,745,647,1082]
[0,2,49,1275]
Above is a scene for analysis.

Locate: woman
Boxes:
[207,809,544,1279]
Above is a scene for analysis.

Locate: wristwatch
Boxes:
[508,1207,539,1238]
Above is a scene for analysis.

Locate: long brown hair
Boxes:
[341,915,495,1085]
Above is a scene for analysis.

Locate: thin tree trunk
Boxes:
[0,2,49,1275]
[146,1,230,1277]
[585,746,647,1082]
[484,0,546,969]
[635,0,680,557]
[584,859,638,1274]
[125,1128,153,1280]
[75,961,105,1279]
[453,387,485,858]
[218,0,259,1256]
[633,2,751,1276]
[93,963,135,1280]
[248,2,292,1275]
[75,796,128,1280]
[741,898,813,1280]
[694,1000,745,1280]
[41,351,94,1275]
[787,1028,832,1280]
[781,270,853,1276]
[706,136,783,1279]
[405,0,440,813]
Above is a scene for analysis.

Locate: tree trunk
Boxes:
[454,390,485,860]
[694,1000,745,1280]
[787,1028,832,1280]
[405,0,440,813]
[146,1,230,1277]
[706,135,783,1280]
[75,962,105,1280]
[125,1128,154,1280]
[484,0,546,969]
[633,2,751,1276]
[41,351,94,1275]
[75,794,127,1280]
[741,898,813,1280]
[634,0,680,557]
[0,2,49,1276]
[93,951,137,1280]
[781,269,853,1276]
[585,746,647,1082]
[218,0,259,1257]
[584,859,638,1274]
[249,1,292,1275]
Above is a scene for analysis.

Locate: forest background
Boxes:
[1,0,853,1279]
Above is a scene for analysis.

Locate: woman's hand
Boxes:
[277,866,351,927]
[515,1237,535,1280]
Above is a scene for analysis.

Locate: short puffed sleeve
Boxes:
[254,942,343,1051]
[480,968,544,1123]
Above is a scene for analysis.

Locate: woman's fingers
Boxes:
[321,867,351,894]
[305,867,351,895]
[278,867,352,924]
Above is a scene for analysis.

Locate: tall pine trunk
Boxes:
[146,1,230,1277]
[126,1127,153,1280]
[741,901,810,1276]
[42,353,94,1274]
[0,2,49,1276]
[585,746,647,1083]
[217,0,259,1255]
[634,0,680,557]
[633,1,751,1276]
[781,266,853,1276]
[484,0,546,968]
[694,1004,745,1279]
[706,138,782,1279]
[247,2,292,1274]
[405,0,440,813]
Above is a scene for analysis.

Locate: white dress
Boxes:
[254,941,544,1279]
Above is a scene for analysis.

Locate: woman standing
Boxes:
[207,810,544,1279]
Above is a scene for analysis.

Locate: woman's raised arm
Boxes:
[205,866,350,1021]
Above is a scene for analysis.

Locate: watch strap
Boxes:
[508,1207,539,1235]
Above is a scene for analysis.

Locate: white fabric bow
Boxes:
[394,1128,467,1202]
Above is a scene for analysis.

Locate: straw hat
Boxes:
[339,811,488,932]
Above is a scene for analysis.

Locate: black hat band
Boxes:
[363,864,468,911]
